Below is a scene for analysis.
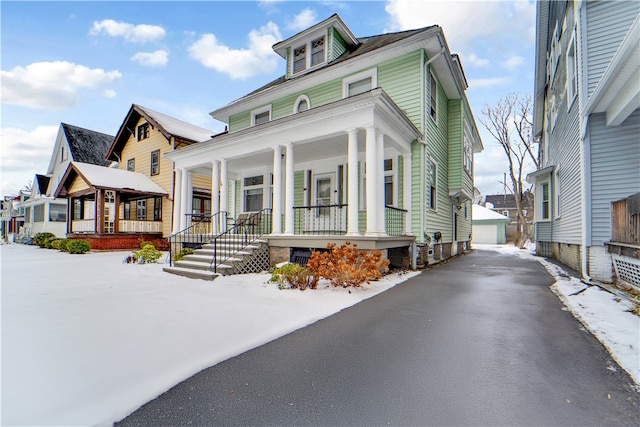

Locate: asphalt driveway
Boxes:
[117,249,639,426]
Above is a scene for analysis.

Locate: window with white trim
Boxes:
[137,123,149,141]
[294,95,311,113]
[291,35,326,75]
[384,158,394,206]
[251,105,272,126]
[310,36,325,66]
[243,175,264,212]
[566,30,577,109]
[541,182,550,220]
[150,150,160,176]
[430,73,437,121]
[293,45,306,74]
[463,131,473,173]
[429,159,437,210]
[554,168,561,218]
[342,69,377,98]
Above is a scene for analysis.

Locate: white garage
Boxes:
[472,204,510,244]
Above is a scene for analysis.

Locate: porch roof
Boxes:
[166,88,422,172]
[54,162,168,198]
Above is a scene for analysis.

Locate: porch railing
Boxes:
[385,206,407,236]
[118,220,162,233]
[168,211,227,265]
[293,204,347,235]
[209,208,272,273]
[71,219,95,233]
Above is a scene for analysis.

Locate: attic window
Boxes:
[293,45,306,74]
[311,36,325,66]
[251,105,272,126]
[137,123,149,141]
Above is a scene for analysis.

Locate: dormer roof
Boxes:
[272,13,359,59]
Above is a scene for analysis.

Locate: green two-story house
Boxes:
[165,14,482,275]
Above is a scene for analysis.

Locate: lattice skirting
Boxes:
[612,254,640,288]
[233,243,270,274]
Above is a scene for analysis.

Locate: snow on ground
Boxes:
[0,244,419,426]
[475,244,640,385]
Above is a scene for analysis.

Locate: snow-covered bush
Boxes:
[67,239,91,254]
[133,243,162,264]
[270,262,313,290]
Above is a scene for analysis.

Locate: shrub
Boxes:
[173,247,194,262]
[58,238,71,252]
[139,241,156,250]
[134,243,163,264]
[67,239,91,254]
[270,262,313,290]
[33,232,56,248]
[306,242,390,288]
[44,237,58,249]
[50,238,69,251]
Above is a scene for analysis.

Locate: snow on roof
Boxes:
[472,204,510,221]
[137,105,215,143]
[74,162,167,194]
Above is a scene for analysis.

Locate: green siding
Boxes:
[459,200,472,242]
[229,111,251,133]
[271,79,342,121]
[234,180,241,214]
[328,28,347,61]
[397,154,403,208]
[294,170,304,206]
[425,68,453,242]
[447,99,463,190]
[378,51,423,129]
[411,141,424,241]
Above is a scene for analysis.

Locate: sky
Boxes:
[0,0,537,198]
[2,243,637,425]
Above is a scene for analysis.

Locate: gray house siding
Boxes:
[586,1,640,97]
[589,110,640,245]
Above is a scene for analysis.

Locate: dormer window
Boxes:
[137,123,149,141]
[251,105,272,126]
[293,45,306,74]
[291,35,326,75]
[310,36,325,66]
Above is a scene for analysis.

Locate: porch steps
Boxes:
[163,238,269,280]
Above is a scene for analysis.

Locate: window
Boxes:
[430,73,437,121]
[251,105,271,126]
[430,160,437,210]
[104,191,115,233]
[384,159,393,206]
[342,69,377,98]
[541,182,550,220]
[316,176,332,216]
[464,131,473,172]
[123,201,131,220]
[136,199,147,220]
[73,199,83,220]
[137,123,149,141]
[293,45,306,74]
[60,146,67,163]
[154,197,162,221]
[310,36,325,66]
[34,205,44,222]
[294,95,311,113]
[554,169,561,218]
[502,210,510,218]
[127,158,135,172]
[244,175,264,211]
[49,204,66,222]
[566,31,577,109]
[150,150,160,176]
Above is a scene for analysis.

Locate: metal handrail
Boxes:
[209,208,272,273]
[385,205,407,236]
[167,211,227,266]
[293,204,347,235]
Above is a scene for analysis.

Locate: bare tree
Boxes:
[480,93,538,248]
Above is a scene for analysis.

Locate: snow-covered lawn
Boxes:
[0,244,419,426]
[2,244,638,426]
[475,244,640,386]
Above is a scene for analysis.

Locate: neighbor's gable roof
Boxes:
[472,204,510,221]
[54,162,167,198]
[34,174,51,196]
[107,104,216,161]
[46,123,114,174]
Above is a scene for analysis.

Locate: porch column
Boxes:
[220,160,228,226]
[211,160,220,233]
[403,152,413,235]
[186,171,193,224]
[285,143,295,235]
[272,145,283,234]
[365,127,381,236]
[376,132,386,235]
[346,128,360,236]
[179,168,189,230]
[173,168,182,233]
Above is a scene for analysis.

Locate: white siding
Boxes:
[589,111,640,245]
[586,1,640,97]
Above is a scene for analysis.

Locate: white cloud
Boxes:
[466,53,490,68]
[90,19,166,43]
[502,55,526,70]
[287,9,317,31]
[188,22,282,80]
[468,76,512,89]
[0,126,59,196]
[384,0,535,52]
[131,50,169,67]
[1,61,122,109]
[103,89,117,98]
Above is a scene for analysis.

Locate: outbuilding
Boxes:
[472,204,510,244]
